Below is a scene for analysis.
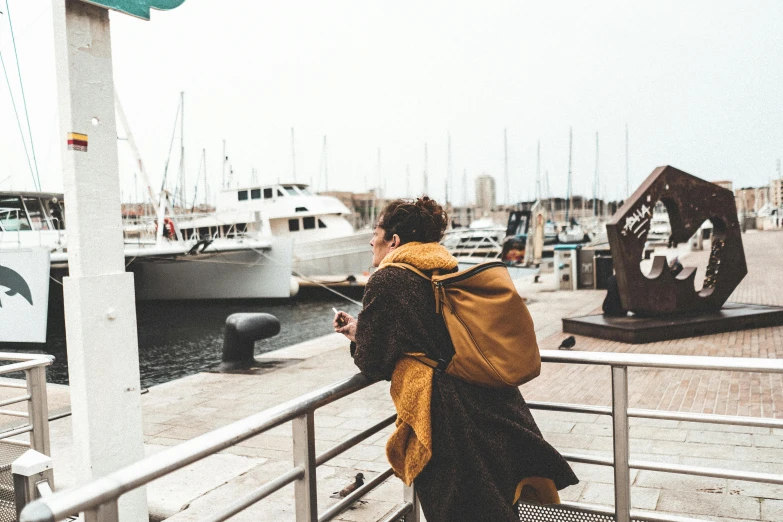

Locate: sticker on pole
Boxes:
[67,132,88,152]
[0,249,51,343]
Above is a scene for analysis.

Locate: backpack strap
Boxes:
[383,262,445,314]
[382,262,431,281]
[406,352,449,373]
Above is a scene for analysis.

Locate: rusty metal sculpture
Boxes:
[606,166,746,316]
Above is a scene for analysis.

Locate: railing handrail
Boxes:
[21,373,372,522]
[539,349,783,373]
[19,350,783,522]
[0,353,54,364]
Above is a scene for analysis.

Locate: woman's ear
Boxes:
[390,234,401,249]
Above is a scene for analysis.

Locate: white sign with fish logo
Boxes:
[0,248,50,343]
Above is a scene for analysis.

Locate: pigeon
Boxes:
[330,473,365,499]
[558,336,576,350]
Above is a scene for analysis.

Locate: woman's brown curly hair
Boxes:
[377,196,448,244]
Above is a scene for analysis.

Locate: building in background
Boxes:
[475,174,496,212]
[713,180,733,192]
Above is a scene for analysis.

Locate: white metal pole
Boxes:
[52,2,147,521]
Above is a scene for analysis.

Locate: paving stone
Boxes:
[578,482,660,510]
[657,489,761,520]
[761,498,783,521]
[631,425,688,441]
[752,433,783,449]
[686,430,754,446]
[726,480,783,501]
[634,470,727,494]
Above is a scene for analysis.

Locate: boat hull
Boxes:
[131,238,295,300]
[292,231,372,278]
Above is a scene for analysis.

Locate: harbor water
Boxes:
[0,288,364,389]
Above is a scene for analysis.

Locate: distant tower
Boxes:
[475,174,496,212]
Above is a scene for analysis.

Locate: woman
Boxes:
[334,197,577,521]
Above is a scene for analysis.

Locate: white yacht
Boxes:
[167,183,373,281]
[0,191,294,300]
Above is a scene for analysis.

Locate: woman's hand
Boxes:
[333,310,357,342]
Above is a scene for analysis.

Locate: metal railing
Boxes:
[0,354,54,455]
[19,350,783,522]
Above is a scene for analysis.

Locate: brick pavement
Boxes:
[43,230,783,521]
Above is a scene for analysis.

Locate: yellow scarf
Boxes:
[381,242,456,485]
[379,241,458,272]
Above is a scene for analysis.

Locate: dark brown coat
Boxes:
[353,267,579,522]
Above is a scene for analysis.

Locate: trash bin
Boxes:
[593,255,614,290]
[577,249,595,289]
[554,245,579,291]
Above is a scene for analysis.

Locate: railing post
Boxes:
[403,482,420,522]
[84,499,119,522]
[293,412,317,522]
[25,367,50,456]
[12,450,53,520]
[611,365,631,522]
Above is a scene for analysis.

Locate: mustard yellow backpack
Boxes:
[385,261,541,388]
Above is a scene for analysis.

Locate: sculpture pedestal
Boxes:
[562,303,783,344]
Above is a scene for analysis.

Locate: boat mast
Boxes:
[593,131,599,218]
[377,147,382,199]
[202,148,208,206]
[114,91,159,215]
[625,123,629,199]
[535,140,541,202]
[222,140,226,189]
[504,128,509,206]
[462,168,467,206]
[291,127,297,182]
[423,143,429,195]
[179,91,185,209]
[566,126,573,223]
[447,132,452,205]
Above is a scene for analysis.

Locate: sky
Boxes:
[1,1,783,207]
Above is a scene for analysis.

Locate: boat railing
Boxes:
[19,351,783,522]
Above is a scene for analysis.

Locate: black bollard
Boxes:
[219,313,281,371]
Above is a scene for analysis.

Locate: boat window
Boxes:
[0,196,31,231]
[238,190,248,201]
[251,189,261,199]
[283,186,298,196]
[318,218,327,228]
[23,198,51,231]
[288,218,300,232]
[277,189,286,197]
[264,188,273,199]
[303,216,316,229]
[299,187,312,196]
[295,207,308,212]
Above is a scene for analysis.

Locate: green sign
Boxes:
[82,0,186,21]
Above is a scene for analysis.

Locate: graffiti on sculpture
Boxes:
[606,166,746,316]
